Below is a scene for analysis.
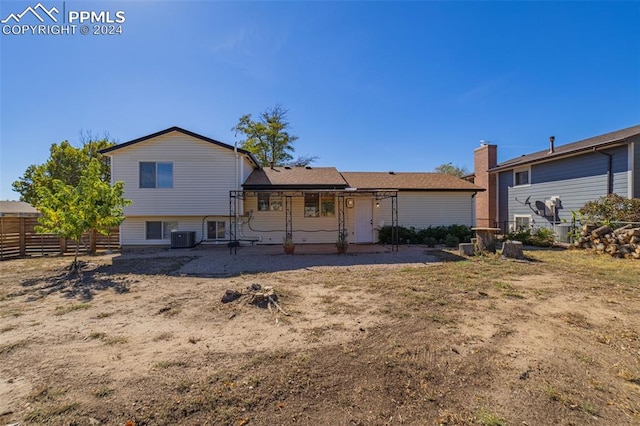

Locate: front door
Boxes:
[355,199,373,243]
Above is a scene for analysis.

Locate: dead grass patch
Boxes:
[0,339,28,355]
[54,303,91,316]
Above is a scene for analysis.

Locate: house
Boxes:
[0,201,40,217]
[241,169,481,245]
[474,124,640,236]
[101,126,483,248]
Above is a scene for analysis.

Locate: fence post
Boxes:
[90,229,97,253]
[19,217,26,256]
[60,237,67,254]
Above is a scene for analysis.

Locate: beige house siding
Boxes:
[109,131,254,217]
[234,192,474,244]
[239,195,346,244]
[377,191,475,229]
[120,215,230,246]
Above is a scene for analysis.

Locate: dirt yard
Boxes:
[0,247,638,425]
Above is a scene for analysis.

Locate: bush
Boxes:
[579,194,640,224]
[378,225,472,245]
[423,237,437,247]
[444,234,460,247]
[503,226,556,247]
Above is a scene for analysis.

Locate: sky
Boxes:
[1,0,639,200]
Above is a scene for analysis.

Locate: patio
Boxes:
[114,244,444,276]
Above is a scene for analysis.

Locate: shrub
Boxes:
[580,194,640,223]
[423,237,437,247]
[378,225,472,245]
[444,234,460,247]
[503,226,556,247]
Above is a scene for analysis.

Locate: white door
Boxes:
[355,199,373,243]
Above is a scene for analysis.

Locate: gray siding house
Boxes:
[474,125,640,236]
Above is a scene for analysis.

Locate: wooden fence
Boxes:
[0,217,119,260]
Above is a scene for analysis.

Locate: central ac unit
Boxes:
[171,231,196,248]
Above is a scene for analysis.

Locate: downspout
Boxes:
[594,148,613,195]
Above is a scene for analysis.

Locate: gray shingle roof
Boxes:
[490,124,640,172]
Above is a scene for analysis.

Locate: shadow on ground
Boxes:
[17,262,133,302]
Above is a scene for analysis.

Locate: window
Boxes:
[304,193,319,217]
[320,195,335,217]
[270,196,283,211]
[514,167,530,186]
[304,194,335,217]
[145,221,177,240]
[207,221,226,240]
[140,162,173,188]
[257,193,270,211]
[257,194,282,211]
[514,215,531,230]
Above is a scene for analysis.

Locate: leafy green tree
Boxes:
[12,136,114,205]
[35,158,130,266]
[233,105,316,168]
[434,162,469,178]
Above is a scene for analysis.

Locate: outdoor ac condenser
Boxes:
[170,231,196,248]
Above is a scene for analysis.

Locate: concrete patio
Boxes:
[114,244,447,276]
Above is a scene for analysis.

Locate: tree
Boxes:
[35,158,131,267]
[233,105,316,168]
[434,162,469,178]
[12,134,114,205]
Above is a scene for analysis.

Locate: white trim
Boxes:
[513,165,531,187]
[513,214,532,231]
[629,142,634,198]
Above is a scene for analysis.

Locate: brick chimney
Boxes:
[474,142,497,228]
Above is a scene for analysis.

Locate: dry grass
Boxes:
[0,249,639,425]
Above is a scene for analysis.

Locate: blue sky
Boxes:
[1,0,639,200]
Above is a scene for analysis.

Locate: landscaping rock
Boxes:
[221,289,242,303]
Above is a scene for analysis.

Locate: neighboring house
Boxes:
[102,127,483,248]
[474,124,640,235]
[0,201,40,217]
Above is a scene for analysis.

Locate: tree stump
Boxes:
[473,228,500,254]
[501,240,524,260]
[458,243,475,256]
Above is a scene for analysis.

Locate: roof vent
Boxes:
[389,171,396,175]
[549,136,555,154]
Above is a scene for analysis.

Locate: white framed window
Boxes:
[257,193,270,211]
[304,193,319,217]
[514,215,531,230]
[140,162,173,188]
[304,194,335,217]
[145,221,178,240]
[320,195,335,217]
[257,194,282,211]
[207,221,226,240]
[513,166,530,187]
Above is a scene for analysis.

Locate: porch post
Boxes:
[285,195,293,240]
[337,194,346,241]
[391,193,399,252]
[229,190,237,242]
